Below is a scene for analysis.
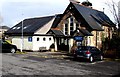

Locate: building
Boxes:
[5,15,65,51]
[117,1,120,37]
[54,2,115,50]
[0,26,10,39]
[118,1,120,21]
[5,2,115,52]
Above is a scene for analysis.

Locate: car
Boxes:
[0,39,17,53]
[73,46,103,62]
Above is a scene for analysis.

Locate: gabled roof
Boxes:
[5,16,55,35]
[63,2,115,31]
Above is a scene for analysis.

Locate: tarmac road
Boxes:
[1,52,120,77]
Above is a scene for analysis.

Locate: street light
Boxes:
[21,14,24,52]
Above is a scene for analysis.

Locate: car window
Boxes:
[91,47,100,52]
[91,47,96,50]
[78,46,89,50]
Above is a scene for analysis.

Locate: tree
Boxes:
[81,0,92,7]
[105,0,119,29]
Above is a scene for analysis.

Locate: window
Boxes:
[49,38,51,41]
[70,23,74,35]
[43,37,46,41]
[12,27,16,30]
[17,27,21,29]
[23,25,31,29]
[23,26,27,29]
[70,17,73,23]
[65,23,68,35]
[37,37,39,41]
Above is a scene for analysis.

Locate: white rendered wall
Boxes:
[32,36,54,51]
[12,36,33,50]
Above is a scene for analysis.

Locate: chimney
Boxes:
[69,0,80,4]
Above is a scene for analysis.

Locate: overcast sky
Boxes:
[0,0,119,27]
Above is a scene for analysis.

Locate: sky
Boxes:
[0,0,119,27]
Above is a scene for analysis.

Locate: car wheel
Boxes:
[100,55,103,61]
[10,48,16,53]
[89,56,94,63]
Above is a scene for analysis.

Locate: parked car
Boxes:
[73,46,103,62]
[0,40,17,53]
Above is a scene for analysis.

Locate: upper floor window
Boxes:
[65,23,68,35]
[70,17,73,23]
[70,23,74,35]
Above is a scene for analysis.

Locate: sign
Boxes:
[74,36,83,41]
[28,37,32,42]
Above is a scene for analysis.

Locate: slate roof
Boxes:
[52,14,63,28]
[72,28,93,36]
[5,16,55,35]
[47,29,65,36]
[63,2,115,31]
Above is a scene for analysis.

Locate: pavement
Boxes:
[2,51,120,76]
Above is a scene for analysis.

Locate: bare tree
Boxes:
[105,0,119,28]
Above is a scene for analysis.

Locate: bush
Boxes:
[103,37,120,58]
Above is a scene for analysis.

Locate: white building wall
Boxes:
[12,36,22,49]
[12,36,33,50]
[32,36,54,51]
[23,36,33,50]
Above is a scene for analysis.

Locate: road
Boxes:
[1,52,120,76]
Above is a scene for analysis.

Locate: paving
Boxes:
[15,51,71,59]
[1,51,120,76]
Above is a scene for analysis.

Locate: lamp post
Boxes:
[21,14,24,52]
